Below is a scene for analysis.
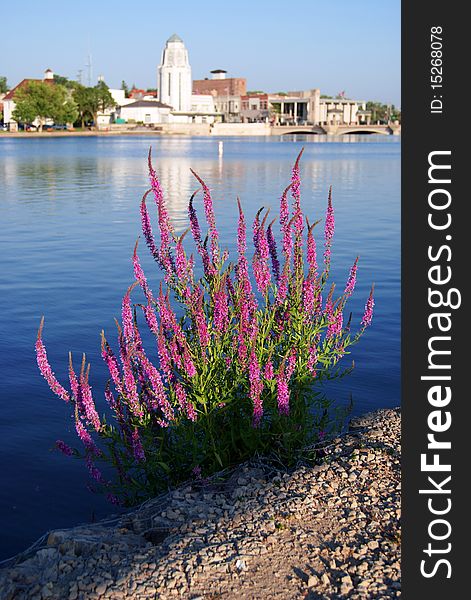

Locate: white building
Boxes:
[158,34,192,113]
[2,68,56,130]
[116,100,172,125]
[158,34,217,124]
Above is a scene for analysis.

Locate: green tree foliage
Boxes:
[72,81,115,129]
[12,82,78,131]
[366,101,401,123]
[121,80,130,98]
[0,76,8,94]
[72,84,93,128]
[53,74,76,89]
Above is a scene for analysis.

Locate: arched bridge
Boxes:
[271,123,401,136]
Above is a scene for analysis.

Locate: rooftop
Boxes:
[167,33,183,43]
[3,78,54,101]
[120,100,172,109]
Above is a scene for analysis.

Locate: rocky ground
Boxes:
[0,408,401,600]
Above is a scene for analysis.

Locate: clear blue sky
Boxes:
[1,0,400,106]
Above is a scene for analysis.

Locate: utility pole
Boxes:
[86,53,93,87]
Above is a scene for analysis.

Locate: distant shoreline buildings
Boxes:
[2,34,386,131]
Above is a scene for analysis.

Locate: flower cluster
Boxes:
[35,148,374,505]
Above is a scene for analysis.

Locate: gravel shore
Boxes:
[0,408,401,599]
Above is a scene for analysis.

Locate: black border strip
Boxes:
[402,2,466,596]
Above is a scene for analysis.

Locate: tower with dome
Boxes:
[158,34,192,113]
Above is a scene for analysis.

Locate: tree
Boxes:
[12,82,78,131]
[366,101,400,124]
[53,74,75,89]
[121,80,130,98]
[0,76,8,94]
[72,81,115,129]
[72,84,93,128]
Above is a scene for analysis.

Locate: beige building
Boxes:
[268,89,370,126]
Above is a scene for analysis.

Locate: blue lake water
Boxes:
[0,134,400,559]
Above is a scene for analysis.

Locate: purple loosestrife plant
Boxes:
[35,148,375,505]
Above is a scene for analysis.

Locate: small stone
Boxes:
[368,540,379,550]
[307,575,319,588]
[235,559,246,571]
[95,582,108,595]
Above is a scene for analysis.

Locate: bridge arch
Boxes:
[279,130,322,135]
[337,127,389,136]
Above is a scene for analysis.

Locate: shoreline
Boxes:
[0,127,401,140]
[0,408,400,599]
[0,131,180,138]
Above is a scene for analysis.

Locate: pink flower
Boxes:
[35,318,70,403]
[68,352,79,400]
[188,190,203,248]
[139,352,174,422]
[120,353,143,418]
[264,360,274,381]
[157,288,182,338]
[344,257,359,298]
[55,440,74,456]
[175,238,187,280]
[249,349,263,426]
[101,333,124,396]
[324,186,335,267]
[307,346,318,376]
[253,211,271,296]
[276,371,290,416]
[302,277,316,317]
[361,285,375,328]
[326,298,343,338]
[324,295,339,338]
[191,289,210,351]
[213,278,229,334]
[104,381,122,418]
[148,149,175,279]
[131,427,146,462]
[183,347,197,377]
[74,409,99,455]
[170,337,183,368]
[157,325,173,380]
[78,356,101,432]
[267,219,280,282]
[175,382,196,421]
[191,169,219,264]
[86,455,105,483]
[175,228,193,283]
[133,241,153,301]
[140,189,160,263]
[143,303,159,336]
[237,198,247,257]
[286,348,297,380]
[306,219,318,276]
[276,264,290,305]
[291,149,304,273]
[122,283,138,346]
[279,183,292,238]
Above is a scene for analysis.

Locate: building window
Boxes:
[168,73,171,96]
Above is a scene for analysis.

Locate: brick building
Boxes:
[193,70,246,97]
